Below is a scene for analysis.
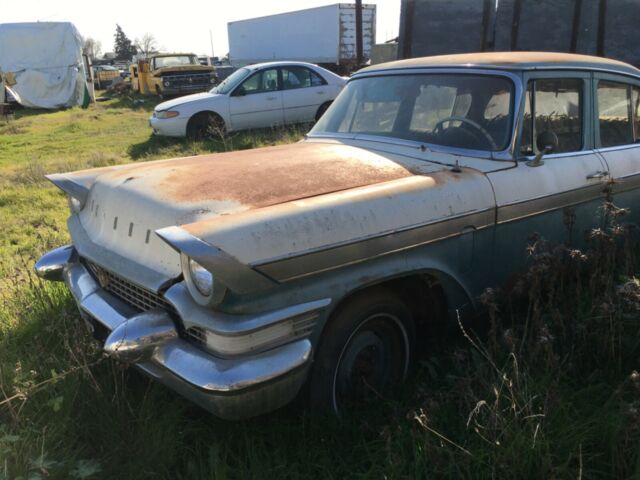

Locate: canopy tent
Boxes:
[0,22,90,109]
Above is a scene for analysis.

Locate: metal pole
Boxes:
[597,0,607,57]
[209,30,215,60]
[355,0,363,65]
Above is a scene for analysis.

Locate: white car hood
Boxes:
[155,91,222,112]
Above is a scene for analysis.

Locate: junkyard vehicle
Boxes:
[130,53,215,97]
[36,52,640,419]
[149,61,346,138]
[93,65,120,90]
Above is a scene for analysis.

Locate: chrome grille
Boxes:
[85,260,175,314]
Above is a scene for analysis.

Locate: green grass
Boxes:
[1,94,639,479]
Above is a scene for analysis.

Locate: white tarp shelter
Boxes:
[0,22,90,109]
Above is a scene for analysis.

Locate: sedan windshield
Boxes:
[311,74,514,151]
[211,68,250,94]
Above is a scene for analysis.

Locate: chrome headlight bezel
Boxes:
[180,253,227,307]
[68,195,83,214]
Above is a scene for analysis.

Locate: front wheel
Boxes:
[187,112,226,140]
[309,288,414,415]
[315,101,332,122]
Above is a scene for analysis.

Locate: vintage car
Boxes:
[36,52,640,419]
[148,61,346,138]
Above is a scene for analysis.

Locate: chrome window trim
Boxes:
[597,144,640,154]
[357,64,640,81]
[307,68,523,162]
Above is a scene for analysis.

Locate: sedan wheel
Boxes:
[310,288,414,415]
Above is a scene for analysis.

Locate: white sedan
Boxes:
[149,61,346,138]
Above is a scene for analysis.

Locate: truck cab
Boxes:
[130,53,216,97]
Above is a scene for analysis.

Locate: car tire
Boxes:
[315,101,332,122]
[187,112,226,140]
[309,288,415,415]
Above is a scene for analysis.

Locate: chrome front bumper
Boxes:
[35,245,313,419]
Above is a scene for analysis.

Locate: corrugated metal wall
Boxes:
[398,0,640,67]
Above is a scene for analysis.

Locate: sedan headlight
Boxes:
[180,254,227,306]
[155,110,179,119]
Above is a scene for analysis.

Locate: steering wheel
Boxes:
[433,116,497,150]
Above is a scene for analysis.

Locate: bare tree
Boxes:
[134,33,159,58]
[82,37,102,60]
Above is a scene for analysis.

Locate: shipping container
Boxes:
[398,0,640,67]
[228,3,376,70]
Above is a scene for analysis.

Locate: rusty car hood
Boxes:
[54,142,423,279]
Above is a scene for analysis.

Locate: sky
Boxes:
[2,0,400,58]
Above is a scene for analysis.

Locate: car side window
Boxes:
[281,67,327,90]
[597,80,639,147]
[520,78,582,155]
[239,69,279,95]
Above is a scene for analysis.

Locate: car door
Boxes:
[487,72,610,285]
[228,68,284,130]
[593,73,640,227]
[281,66,330,124]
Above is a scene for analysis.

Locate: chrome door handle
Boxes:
[316,91,325,94]
[266,96,277,101]
[586,171,609,179]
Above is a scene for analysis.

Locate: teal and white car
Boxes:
[37,52,640,419]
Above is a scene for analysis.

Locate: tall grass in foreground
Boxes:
[1,188,639,478]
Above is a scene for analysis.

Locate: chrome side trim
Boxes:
[497,182,606,224]
[34,245,75,281]
[156,225,276,293]
[610,171,640,195]
[254,208,495,282]
[46,173,90,205]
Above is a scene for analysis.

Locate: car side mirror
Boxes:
[527,130,558,167]
[234,86,246,97]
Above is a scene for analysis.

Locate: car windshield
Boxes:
[211,68,250,94]
[153,55,199,69]
[311,74,514,151]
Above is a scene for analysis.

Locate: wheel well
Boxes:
[186,111,223,135]
[315,101,332,121]
[330,274,449,346]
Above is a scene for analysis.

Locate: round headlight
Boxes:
[164,81,170,87]
[210,77,216,84]
[68,196,82,214]
[189,259,213,296]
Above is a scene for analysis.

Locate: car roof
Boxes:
[358,51,640,77]
[243,61,323,71]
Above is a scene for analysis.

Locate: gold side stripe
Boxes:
[255,209,495,282]
[496,182,606,224]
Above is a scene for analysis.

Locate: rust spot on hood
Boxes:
[107,142,413,208]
